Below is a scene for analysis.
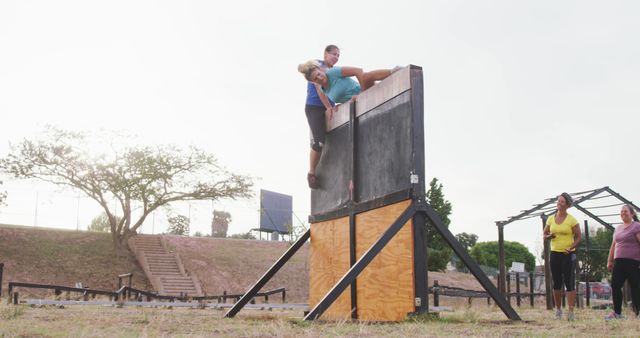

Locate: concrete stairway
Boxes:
[129,235,203,297]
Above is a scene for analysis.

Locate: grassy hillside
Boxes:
[0,224,152,297]
[164,235,310,303]
[1,224,485,305]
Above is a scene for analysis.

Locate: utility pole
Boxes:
[76,195,81,231]
[34,191,39,227]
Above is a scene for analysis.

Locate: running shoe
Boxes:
[567,311,575,321]
[604,311,622,320]
[554,308,562,320]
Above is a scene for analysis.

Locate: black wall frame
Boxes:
[226,66,520,321]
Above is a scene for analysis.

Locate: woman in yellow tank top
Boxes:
[543,192,582,321]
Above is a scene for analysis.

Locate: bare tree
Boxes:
[0,127,253,254]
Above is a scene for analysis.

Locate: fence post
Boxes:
[433,280,440,307]
[575,255,581,309]
[506,273,511,305]
[529,272,535,307]
[584,220,590,307]
[0,262,4,299]
[515,272,521,307]
[7,283,12,304]
[13,291,18,305]
[542,215,553,310]
[282,289,286,303]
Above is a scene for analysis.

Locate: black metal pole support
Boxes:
[542,215,553,310]
[529,271,535,307]
[224,229,310,318]
[0,262,4,299]
[584,220,590,307]
[497,224,506,296]
[423,203,521,320]
[304,202,417,320]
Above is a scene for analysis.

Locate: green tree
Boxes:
[581,227,613,282]
[456,232,478,251]
[0,127,253,254]
[88,212,120,232]
[211,210,231,238]
[229,231,256,240]
[454,232,478,271]
[470,241,536,272]
[425,178,453,271]
[167,215,190,235]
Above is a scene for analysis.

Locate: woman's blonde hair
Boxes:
[298,60,321,81]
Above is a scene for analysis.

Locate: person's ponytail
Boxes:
[298,60,320,81]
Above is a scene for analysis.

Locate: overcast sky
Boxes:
[1,1,639,256]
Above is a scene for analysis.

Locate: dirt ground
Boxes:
[2,302,636,338]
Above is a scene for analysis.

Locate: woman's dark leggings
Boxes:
[550,251,576,291]
[611,258,640,315]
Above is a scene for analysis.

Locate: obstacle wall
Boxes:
[309,66,425,321]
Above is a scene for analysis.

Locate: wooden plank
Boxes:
[326,101,350,132]
[354,199,415,321]
[355,66,412,118]
[309,216,352,320]
[326,65,413,132]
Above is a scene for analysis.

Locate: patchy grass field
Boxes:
[0,224,312,303]
[0,224,152,297]
[1,301,639,337]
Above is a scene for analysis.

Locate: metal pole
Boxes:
[76,195,81,231]
[34,191,39,227]
[516,272,521,307]
[584,220,590,307]
[529,271,535,307]
[542,215,553,310]
[498,223,506,296]
[506,273,511,305]
[433,280,439,307]
[0,262,4,298]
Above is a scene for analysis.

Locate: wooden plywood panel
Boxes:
[355,199,415,321]
[309,216,352,320]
